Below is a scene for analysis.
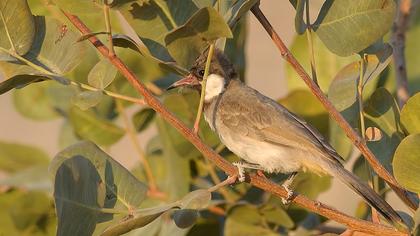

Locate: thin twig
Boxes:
[63,12,408,235]
[0,47,145,105]
[305,0,318,86]
[193,43,215,134]
[114,92,158,192]
[392,0,412,107]
[250,5,417,210]
[103,0,115,56]
[358,56,380,223]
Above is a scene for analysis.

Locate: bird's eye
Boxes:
[198,69,205,77]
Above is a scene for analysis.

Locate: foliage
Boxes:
[1,0,420,235]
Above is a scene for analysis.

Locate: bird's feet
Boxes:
[233,162,246,182]
[281,184,294,205]
[281,172,298,205]
[233,161,264,182]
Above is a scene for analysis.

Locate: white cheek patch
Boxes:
[205,74,225,101]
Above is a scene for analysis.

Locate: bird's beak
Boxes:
[167,74,200,90]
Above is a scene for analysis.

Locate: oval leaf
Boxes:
[0,141,49,173]
[165,7,233,67]
[313,0,396,56]
[0,0,35,55]
[72,90,103,110]
[88,58,117,89]
[393,134,420,194]
[68,107,125,146]
[180,189,211,210]
[49,141,149,236]
[400,92,420,134]
[173,209,198,229]
[13,81,59,120]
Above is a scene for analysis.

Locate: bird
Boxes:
[167,49,405,228]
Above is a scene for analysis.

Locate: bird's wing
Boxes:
[219,85,344,164]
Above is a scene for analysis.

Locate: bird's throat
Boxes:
[204,74,225,102]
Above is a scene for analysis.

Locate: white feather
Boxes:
[205,74,225,101]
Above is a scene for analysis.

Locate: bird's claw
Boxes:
[233,162,246,182]
[281,184,294,205]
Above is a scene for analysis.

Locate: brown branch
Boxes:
[250,5,417,210]
[391,0,412,107]
[63,12,408,236]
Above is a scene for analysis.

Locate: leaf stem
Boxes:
[358,56,380,223]
[113,92,159,193]
[103,0,115,56]
[305,0,318,86]
[357,57,366,139]
[193,43,215,134]
[0,11,17,53]
[0,47,145,105]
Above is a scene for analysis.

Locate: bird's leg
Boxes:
[281,172,298,205]
[233,161,264,182]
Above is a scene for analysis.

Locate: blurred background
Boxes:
[0,0,411,234]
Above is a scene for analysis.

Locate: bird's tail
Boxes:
[326,162,406,229]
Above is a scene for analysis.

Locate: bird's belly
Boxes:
[219,133,304,174]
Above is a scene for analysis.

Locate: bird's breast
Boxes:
[217,126,304,174]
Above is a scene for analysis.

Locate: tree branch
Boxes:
[63,12,407,235]
[391,0,412,107]
[250,5,417,210]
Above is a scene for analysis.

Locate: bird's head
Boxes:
[167,48,237,101]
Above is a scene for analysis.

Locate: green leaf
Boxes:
[0,190,56,236]
[327,48,392,159]
[9,191,52,231]
[0,141,49,173]
[68,107,125,146]
[278,90,329,136]
[116,0,198,61]
[27,17,88,75]
[173,209,198,229]
[0,61,47,95]
[0,165,52,191]
[12,81,59,120]
[0,0,35,55]
[165,7,233,67]
[112,34,189,76]
[294,0,306,34]
[179,189,211,209]
[393,134,420,194]
[260,205,294,229]
[313,0,396,56]
[132,108,156,132]
[0,16,87,94]
[285,33,357,92]
[352,156,370,182]
[400,92,420,134]
[72,90,103,111]
[88,58,118,89]
[49,141,149,236]
[364,88,404,171]
[222,0,259,27]
[225,205,278,236]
